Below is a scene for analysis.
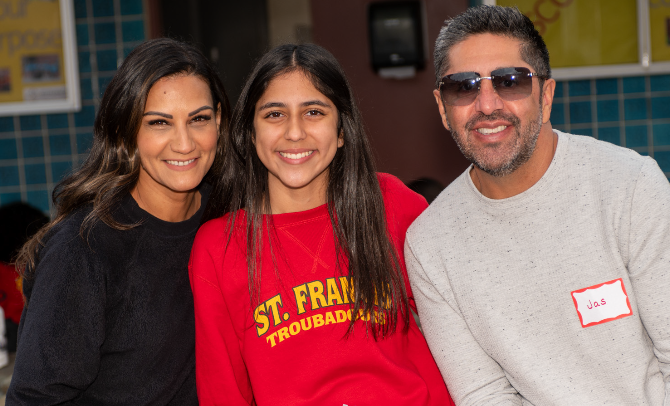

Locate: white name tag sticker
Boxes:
[571,278,633,328]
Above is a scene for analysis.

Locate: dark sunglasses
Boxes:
[438,67,548,106]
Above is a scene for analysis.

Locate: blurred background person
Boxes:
[0,202,48,354]
[407,177,445,204]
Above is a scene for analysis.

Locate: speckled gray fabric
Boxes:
[406,130,670,406]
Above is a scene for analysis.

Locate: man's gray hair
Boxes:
[433,6,551,88]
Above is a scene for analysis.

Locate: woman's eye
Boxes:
[191,114,212,124]
[147,119,168,126]
[306,109,323,116]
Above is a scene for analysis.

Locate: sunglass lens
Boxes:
[440,73,480,106]
[491,68,533,101]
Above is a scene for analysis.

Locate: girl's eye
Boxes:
[306,109,323,116]
[265,111,283,118]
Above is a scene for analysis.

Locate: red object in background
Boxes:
[0,262,24,324]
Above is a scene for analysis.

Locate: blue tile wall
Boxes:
[550,103,564,125]
[0,140,17,160]
[654,124,670,145]
[623,76,646,93]
[24,164,47,185]
[120,0,142,15]
[122,21,145,42]
[597,100,619,122]
[0,0,146,211]
[76,133,94,154]
[19,115,41,131]
[94,23,117,44]
[654,151,670,172]
[596,78,618,95]
[598,126,620,145]
[47,114,69,130]
[22,138,44,158]
[553,74,670,177]
[569,80,591,97]
[96,49,118,72]
[0,167,20,187]
[92,0,115,17]
[569,101,591,124]
[624,98,648,121]
[73,0,87,19]
[0,117,14,132]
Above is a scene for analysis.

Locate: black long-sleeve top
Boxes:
[6,187,209,405]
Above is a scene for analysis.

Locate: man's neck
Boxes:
[470,125,557,200]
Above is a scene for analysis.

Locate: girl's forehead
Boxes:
[256,71,333,109]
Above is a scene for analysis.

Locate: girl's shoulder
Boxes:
[194,210,246,252]
[376,173,428,240]
[377,172,428,218]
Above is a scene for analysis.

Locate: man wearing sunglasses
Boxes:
[405,5,670,406]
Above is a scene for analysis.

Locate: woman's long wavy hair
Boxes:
[203,44,409,339]
[17,37,231,276]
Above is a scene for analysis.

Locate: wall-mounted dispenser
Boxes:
[368,1,424,79]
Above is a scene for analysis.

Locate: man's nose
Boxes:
[474,78,504,115]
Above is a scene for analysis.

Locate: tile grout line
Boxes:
[114,0,124,70]
[14,116,26,203]
[591,79,598,139]
[563,81,571,134]
[41,115,54,213]
[86,0,101,106]
[618,77,626,148]
[69,111,78,171]
[646,75,654,159]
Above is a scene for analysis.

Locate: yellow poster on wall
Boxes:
[497,0,638,68]
[650,0,670,62]
[0,0,66,104]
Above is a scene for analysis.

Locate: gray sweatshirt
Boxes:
[405,131,670,406]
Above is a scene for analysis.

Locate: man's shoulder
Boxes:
[406,169,472,243]
[559,131,652,175]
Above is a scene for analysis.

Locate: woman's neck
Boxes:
[131,183,201,222]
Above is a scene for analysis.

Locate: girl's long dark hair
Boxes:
[17,37,231,276]
[204,44,409,339]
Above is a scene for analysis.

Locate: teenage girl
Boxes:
[190,43,454,406]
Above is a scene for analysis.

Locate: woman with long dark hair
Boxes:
[7,37,230,405]
[190,44,453,405]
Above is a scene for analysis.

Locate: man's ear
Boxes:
[541,79,556,124]
[433,89,451,131]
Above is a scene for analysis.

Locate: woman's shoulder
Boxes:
[40,206,93,252]
[38,198,152,272]
[26,208,107,295]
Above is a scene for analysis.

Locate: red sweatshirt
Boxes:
[189,173,454,406]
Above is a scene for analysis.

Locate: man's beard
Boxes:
[448,107,543,177]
